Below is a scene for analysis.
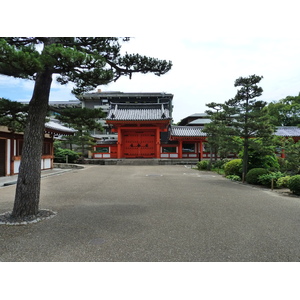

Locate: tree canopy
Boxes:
[52,106,105,154]
[0,98,28,132]
[204,75,275,178]
[203,102,238,162]
[226,75,275,177]
[0,37,172,95]
[267,94,300,126]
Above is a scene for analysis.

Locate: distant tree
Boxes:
[241,137,280,171]
[51,107,105,155]
[0,37,172,220]
[203,102,238,164]
[0,98,28,132]
[267,94,300,126]
[224,75,274,179]
[284,139,300,174]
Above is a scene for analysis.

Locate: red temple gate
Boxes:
[122,129,156,158]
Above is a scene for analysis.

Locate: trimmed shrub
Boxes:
[224,159,243,176]
[288,175,300,195]
[277,176,291,189]
[197,160,210,170]
[258,172,286,188]
[54,148,80,163]
[245,168,268,185]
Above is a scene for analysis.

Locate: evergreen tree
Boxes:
[284,139,300,174]
[0,98,28,133]
[0,37,172,220]
[267,94,300,126]
[225,75,274,179]
[203,102,238,164]
[52,107,105,155]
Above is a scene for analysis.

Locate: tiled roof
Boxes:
[275,126,300,137]
[44,121,77,135]
[106,103,171,121]
[171,126,300,138]
[170,126,206,137]
[189,113,208,117]
[78,91,173,100]
[188,118,211,125]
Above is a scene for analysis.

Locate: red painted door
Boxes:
[122,130,156,158]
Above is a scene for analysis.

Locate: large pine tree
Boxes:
[0,37,172,220]
[225,75,274,178]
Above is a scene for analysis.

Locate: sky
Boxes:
[1,0,300,124]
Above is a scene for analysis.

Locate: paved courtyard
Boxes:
[1,165,300,262]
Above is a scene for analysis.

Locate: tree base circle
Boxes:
[0,209,57,225]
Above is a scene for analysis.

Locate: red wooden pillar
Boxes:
[178,140,182,159]
[117,127,122,158]
[156,127,160,158]
[200,141,203,160]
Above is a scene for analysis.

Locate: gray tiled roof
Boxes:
[170,126,206,137]
[78,91,173,100]
[188,118,211,125]
[275,126,300,137]
[45,121,77,135]
[106,103,171,121]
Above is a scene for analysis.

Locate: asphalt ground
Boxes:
[1,165,300,262]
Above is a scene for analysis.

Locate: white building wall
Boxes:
[14,160,20,174]
[6,139,10,175]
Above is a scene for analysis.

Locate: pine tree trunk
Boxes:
[242,137,249,182]
[11,71,52,218]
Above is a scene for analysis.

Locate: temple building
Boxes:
[0,121,76,177]
[77,91,300,161]
[77,91,208,160]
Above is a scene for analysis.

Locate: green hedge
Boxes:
[288,175,300,195]
[197,160,210,170]
[277,176,291,188]
[245,168,268,185]
[54,148,80,163]
[224,159,242,176]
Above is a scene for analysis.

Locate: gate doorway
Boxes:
[0,139,6,176]
[122,130,156,158]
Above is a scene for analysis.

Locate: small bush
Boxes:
[226,175,241,181]
[245,168,268,185]
[54,148,80,163]
[258,172,286,188]
[224,159,243,176]
[277,176,291,188]
[197,160,210,170]
[288,175,300,195]
[211,159,230,170]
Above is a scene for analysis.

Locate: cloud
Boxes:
[101,35,300,122]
